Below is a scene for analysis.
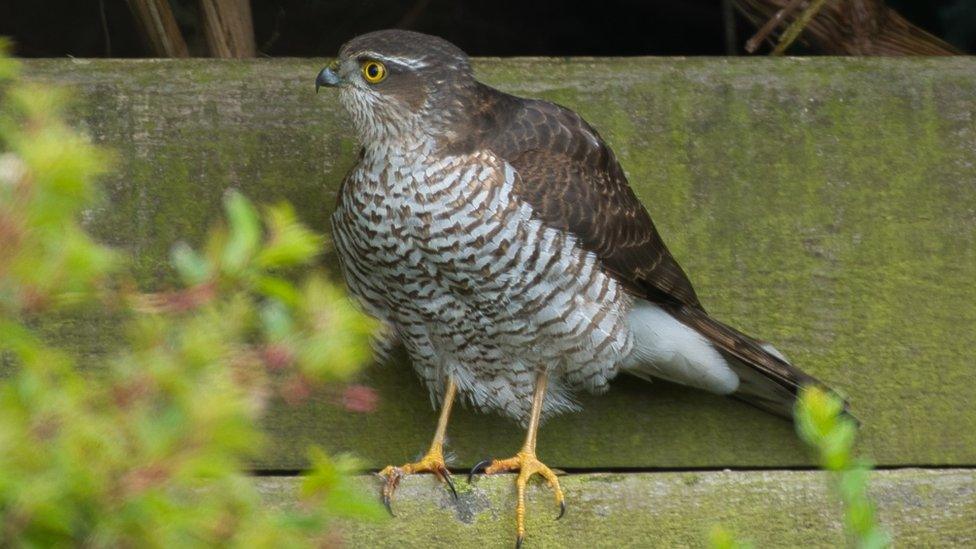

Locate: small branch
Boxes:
[735,0,959,55]
[124,0,189,58]
[772,0,828,55]
[744,0,805,53]
[722,0,739,55]
[98,0,113,57]
[258,6,285,55]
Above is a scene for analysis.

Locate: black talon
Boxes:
[556,499,566,520]
[515,534,524,549]
[469,458,491,483]
[443,469,459,500]
[380,469,400,517]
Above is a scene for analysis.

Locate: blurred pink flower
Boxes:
[280,374,312,406]
[261,343,294,371]
[339,384,378,413]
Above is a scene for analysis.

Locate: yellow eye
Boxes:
[361,61,386,84]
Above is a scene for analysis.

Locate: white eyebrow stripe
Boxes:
[360,52,430,69]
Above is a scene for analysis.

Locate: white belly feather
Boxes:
[621,300,739,394]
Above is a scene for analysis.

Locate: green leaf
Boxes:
[794,387,890,548]
[708,525,754,549]
[302,449,385,522]
[0,38,18,81]
[256,275,301,308]
[257,202,323,268]
[260,299,294,340]
[858,528,891,549]
[171,242,212,286]
[220,190,261,275]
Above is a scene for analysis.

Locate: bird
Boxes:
[316,29,844,547]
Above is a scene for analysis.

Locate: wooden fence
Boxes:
[24,58,976,546]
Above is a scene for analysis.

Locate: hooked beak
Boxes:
[315,62,342,93]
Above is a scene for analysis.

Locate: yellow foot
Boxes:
[378,447,456,516]
[470,451,565,548]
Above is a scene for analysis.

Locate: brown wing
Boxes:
[472,86,702,310]
[466,85,847,419]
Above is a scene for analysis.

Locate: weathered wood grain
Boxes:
[258,470,976,547]
[20,58,976,469]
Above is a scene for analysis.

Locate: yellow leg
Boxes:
[379,377,457,515]
[472,370,565,548]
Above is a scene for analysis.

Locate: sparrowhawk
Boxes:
[317,29,842,547]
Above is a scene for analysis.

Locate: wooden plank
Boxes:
[258,469,976,547]
[20,58,976,469]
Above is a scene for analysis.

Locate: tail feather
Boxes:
[665,304,847,420]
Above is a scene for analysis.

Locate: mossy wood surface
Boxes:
[259,470,976,547]
[22,58,976,470]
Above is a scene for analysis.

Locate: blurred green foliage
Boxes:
[708,525,754,549]
[0,43,382,546]
[711,389,890,549]
[795,387,890,549]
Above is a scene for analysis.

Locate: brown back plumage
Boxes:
[466,85,703,309]
[467,83,840,419]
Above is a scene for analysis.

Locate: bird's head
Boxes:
[316,30,476,147]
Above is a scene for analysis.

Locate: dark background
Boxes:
[1,0,974,58]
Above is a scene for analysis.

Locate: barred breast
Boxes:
[331,142,634,423]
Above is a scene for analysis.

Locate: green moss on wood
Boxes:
[19,57,976,469]
[258,470,976,547]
